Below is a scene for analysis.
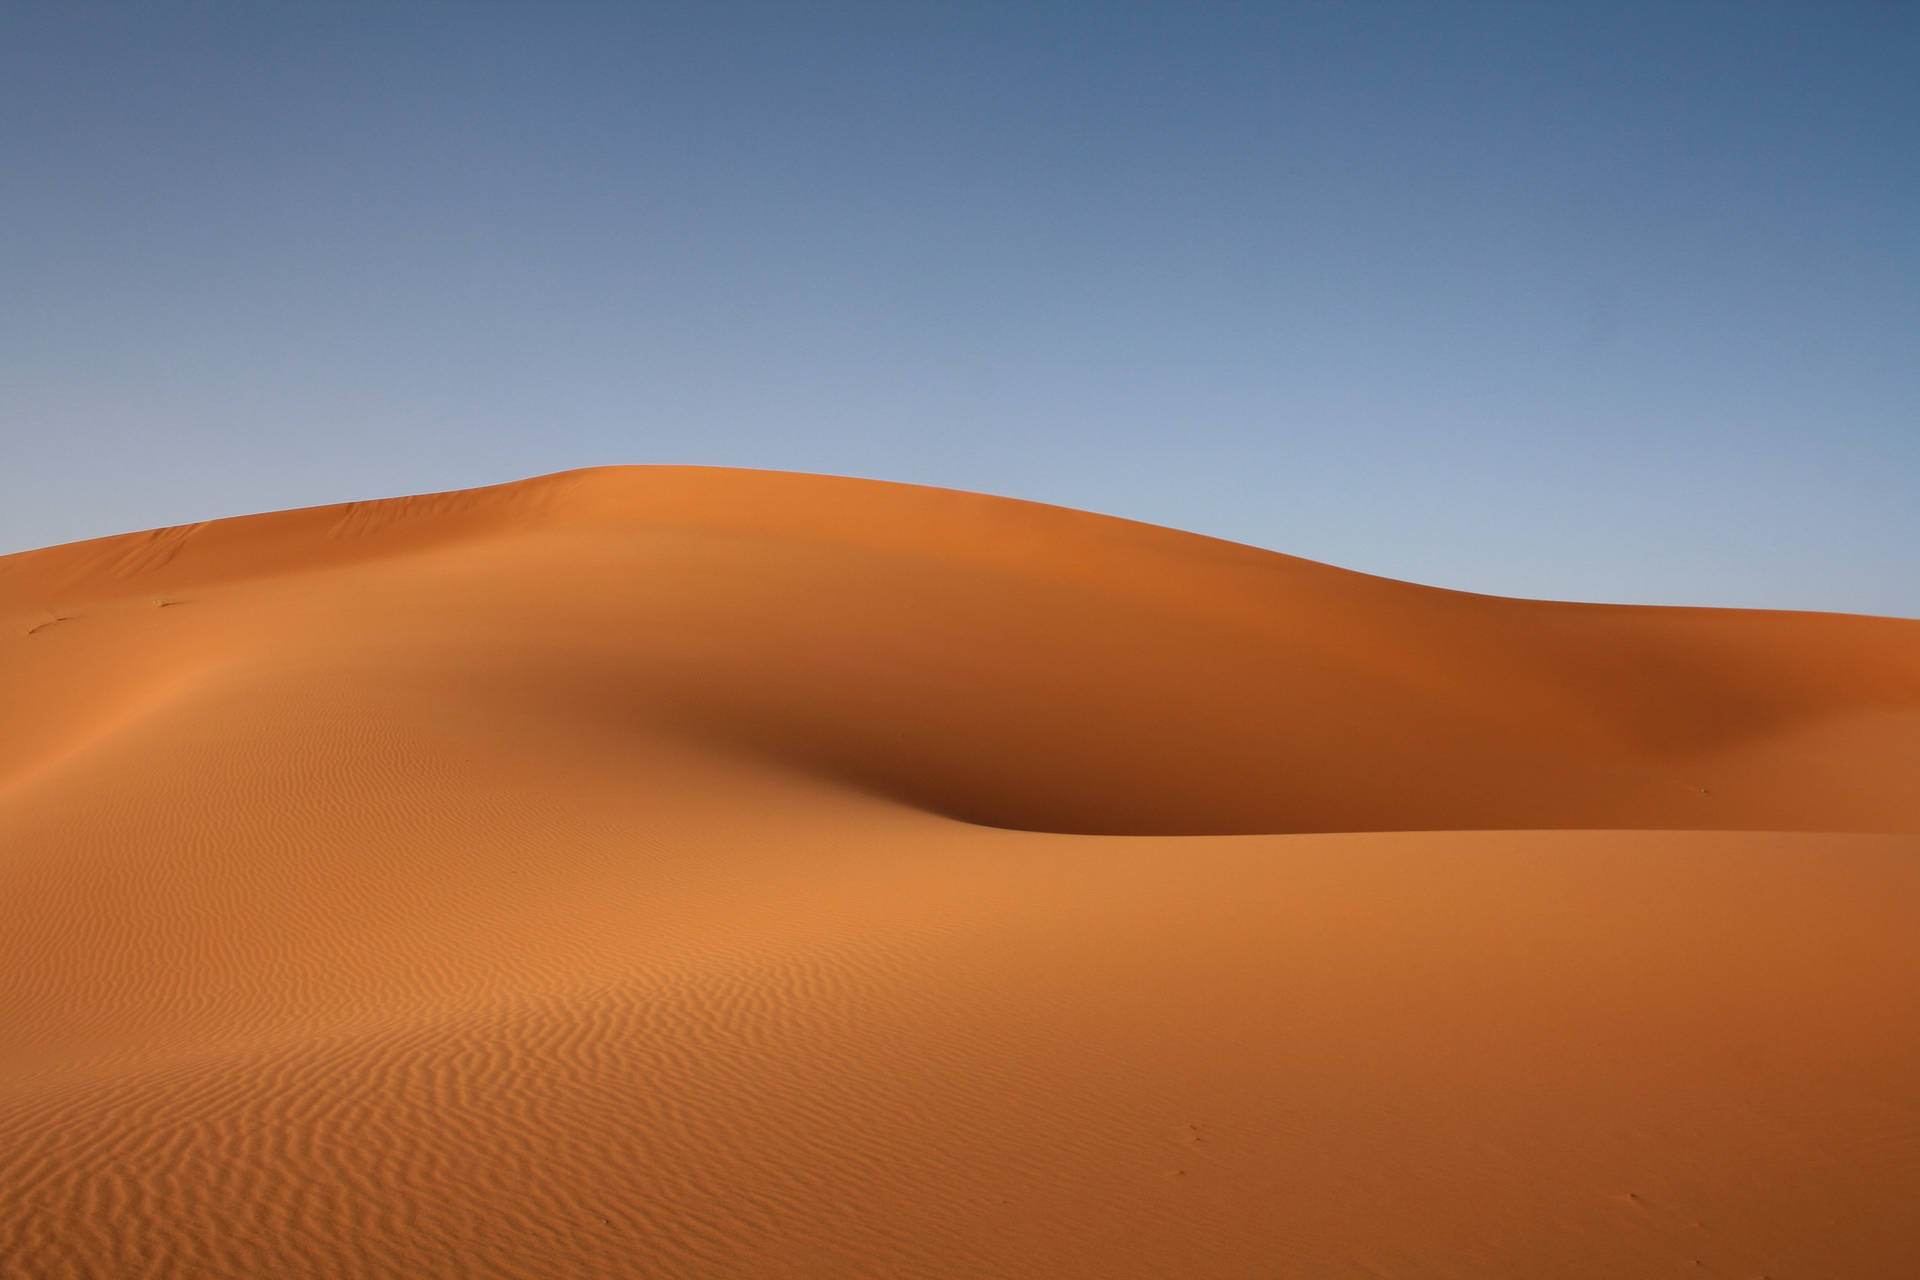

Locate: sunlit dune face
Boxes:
[2,467,1916,1278]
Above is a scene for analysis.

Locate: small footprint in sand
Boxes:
[1160,1122,1212,1178]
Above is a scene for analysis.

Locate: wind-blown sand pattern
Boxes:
[2,466,1916,1278]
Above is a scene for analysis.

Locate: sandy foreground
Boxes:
[1,466,1915,1279]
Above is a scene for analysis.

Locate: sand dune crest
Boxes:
[2,467,1915,1277]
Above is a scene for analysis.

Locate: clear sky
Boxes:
[5,2,1916,615]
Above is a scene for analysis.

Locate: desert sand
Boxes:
[1,465,1915,1279]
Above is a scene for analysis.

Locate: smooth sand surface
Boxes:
[2,466,1916,1278]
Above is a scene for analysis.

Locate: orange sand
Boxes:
[2,466,1915,1278]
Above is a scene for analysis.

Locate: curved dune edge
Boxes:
[3,465,1915,835]
[3,467,1918,1278]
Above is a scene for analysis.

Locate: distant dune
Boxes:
[3,466,1916,1278]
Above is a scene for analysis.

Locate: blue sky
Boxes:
[5,2,1916,615]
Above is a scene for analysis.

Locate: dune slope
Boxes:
[2,466,1916,1278]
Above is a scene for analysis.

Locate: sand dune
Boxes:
[2,466,1916,1278]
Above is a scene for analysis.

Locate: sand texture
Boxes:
[2,466,1916,1278]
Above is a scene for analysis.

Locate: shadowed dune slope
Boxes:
[3,466,1916,836]
[2,467,1917,1279]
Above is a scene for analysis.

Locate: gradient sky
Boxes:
[6,2,1916,615]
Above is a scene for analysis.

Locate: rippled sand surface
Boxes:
[3,467,1916,1277]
